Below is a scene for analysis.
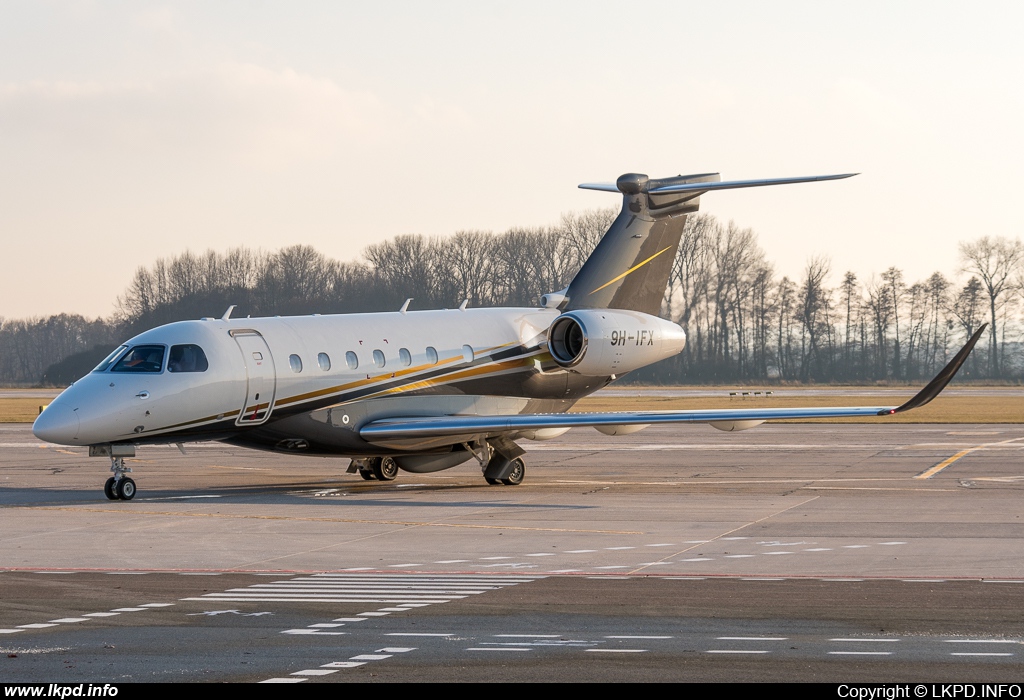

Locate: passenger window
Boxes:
[372,350,385,368]
[168,344,209,373]
[426,346,438,364]
[289,354,303,373]
[345,351,358,370]
[318,352,331,371]
[111,345,165,373]
[399,348,411,366]
[462,344,474,363]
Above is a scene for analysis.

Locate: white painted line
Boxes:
[637,562,672,566]
[105,572,149,575]
[83,612,119,617]
[707,650,769,654]
[434,560,469,564]
[358,612,391,617]
[950,653,1014,657]
[820,579,864,582]
[740,578,785,581]
[944,639,1019,644]
[594,566,629,570]
[565,550,597,553]
[717,637,788,641]
[282,629,347,636]
[763,551,793,555]
[878,542,907,545]
[548,569,581,573]
[34,572,77,575]
[291,669,337,676]
[342,567,375,571]
[178,572,222,576]
[309,624,345,628]
[388,564,422,568]
[983,580,1024,584]
[681,558,712,562]
[386,633,454,637]
[721,537,749,540]
[804,548,832,551]
[467,648,531,652]
[112,607,148,612]
[646,543,675,547]
[0,629,25,634]
[606,636,673,639]
[376,608,412,612]
[828,651,892,656]
[49,618,89,623]
[332,618,368,622]
[830,638,900,643]
[480,556,512,560]
[377,647,416,653]
[843,545,869,549]
[901,579,946,583]
[141,603,175,607]
[525,553,556,557]
[396,603,431,608]
[260,678,306,683]
[605,547,635,550]
[18,623,58,629]
[320,661,366,668]
[495,634,561,638]
[586,648,646,653]
[724,555,755,559]
[350,654,392,661]
[685,540,710,544]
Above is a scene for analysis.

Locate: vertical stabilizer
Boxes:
[565,172,718,315]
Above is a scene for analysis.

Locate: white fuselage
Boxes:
[33,306,686,455]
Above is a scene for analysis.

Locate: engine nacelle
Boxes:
[547,309,686,376]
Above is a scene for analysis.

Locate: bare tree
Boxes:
[959,236,1024,376]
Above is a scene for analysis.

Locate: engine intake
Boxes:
[546,309,686,376]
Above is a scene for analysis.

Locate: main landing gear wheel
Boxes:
[359,470,376,481]
[115,477,137,500]
[372,456,399,481]
[485,477,501,485]
[501,458,525,486]
[104,477,117,500]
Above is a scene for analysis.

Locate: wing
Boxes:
[360,325,986,449]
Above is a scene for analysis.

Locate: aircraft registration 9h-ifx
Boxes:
[33,171,985,500]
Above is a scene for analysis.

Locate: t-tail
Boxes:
[557,171,857,315]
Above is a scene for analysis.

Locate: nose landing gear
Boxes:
[104,456,136,500]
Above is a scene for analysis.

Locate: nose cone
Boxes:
[33,403,80,445]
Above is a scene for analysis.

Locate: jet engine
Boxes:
[546,309,686,376]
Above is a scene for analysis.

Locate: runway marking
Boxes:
[467,647,530,651]
[607,636,673,639]
[387,633,454,637]
[586,648,646,653]
[49,618,89,623]
[17,623,58,629]
[830,638,900,642]
[950,653,1014,657]
[916,436,1024,479]
[718,637,788,641]
[707,650,769,654]
[945,639,1020,643]
[829,651,892,656]
[260,678,306,683]
[321,661,367,668]
[0,629,25,634]
[351,654,392,661]
[291,669,336,676]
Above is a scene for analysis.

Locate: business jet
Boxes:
[33,171,985,500]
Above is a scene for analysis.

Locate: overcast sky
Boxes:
[2,1,1022,319]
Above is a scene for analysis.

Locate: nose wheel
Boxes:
[105,457,136,500]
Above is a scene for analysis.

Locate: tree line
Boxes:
[1,209,1021,386]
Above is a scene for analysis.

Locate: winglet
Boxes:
[880,324,987,416]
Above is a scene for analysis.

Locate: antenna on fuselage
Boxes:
[221,305,237,321]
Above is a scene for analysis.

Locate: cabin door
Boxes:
[232,331,277,426]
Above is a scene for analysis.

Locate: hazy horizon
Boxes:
[3,1,1022,319]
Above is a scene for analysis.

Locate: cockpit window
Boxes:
[111,345,165,373]
[92,345,129,373]
[168,344,209,373]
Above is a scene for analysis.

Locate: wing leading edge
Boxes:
[360,325,986,445]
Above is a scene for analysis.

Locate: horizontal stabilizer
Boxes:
[579,173,857,195]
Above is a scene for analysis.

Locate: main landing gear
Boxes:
[104,456,136,500]
[356,456,399,482]
[484,457,525,486]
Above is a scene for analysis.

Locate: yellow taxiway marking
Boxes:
[915,436,1024,480]
[29,506,640,535]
